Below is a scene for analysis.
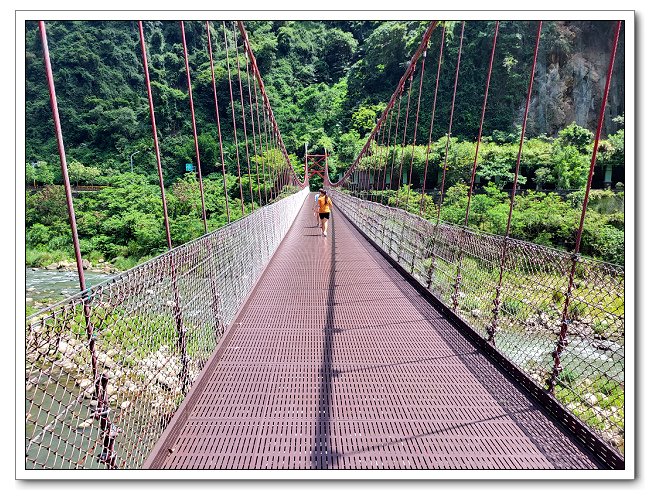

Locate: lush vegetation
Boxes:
[25,20,624,270]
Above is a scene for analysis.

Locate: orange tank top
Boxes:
[318,195,332,213]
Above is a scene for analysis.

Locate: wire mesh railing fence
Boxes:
[331,189,624,456]
[25,187,308,470]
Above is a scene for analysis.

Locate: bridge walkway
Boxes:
[145,196,601,470]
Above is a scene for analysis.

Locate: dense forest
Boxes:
[25,20,625,272]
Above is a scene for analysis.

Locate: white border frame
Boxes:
[14,8,635,481]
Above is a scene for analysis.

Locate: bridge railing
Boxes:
[25,186,309,469]
[331,189,624,455]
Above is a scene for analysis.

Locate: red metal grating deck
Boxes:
[147,197,602,470]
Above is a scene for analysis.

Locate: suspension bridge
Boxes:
[25,19,625,470]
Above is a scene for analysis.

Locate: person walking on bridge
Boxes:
[317,188,332,237]
[313,192,321,228]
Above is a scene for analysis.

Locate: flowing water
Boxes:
[25,268,116,310]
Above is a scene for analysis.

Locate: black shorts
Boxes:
[319,212,330,220]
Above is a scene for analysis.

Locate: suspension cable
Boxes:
[261,97,272,200]
[371,121,386,202]
[436,21,465,224]
[331,21,439,187]
[252,78,269,205]
[244,50,263,207]
[39,24,102,451]
[451,20,499,312]
[420,25,445,215]
[548,20,622,392]
[395,73,414,208]
[222,21,246,216]
[330,21,438,187]
[206,21,231,223]
[380,106,395,205]
[180,21,208,233]
[488,21,542,344]
[236,22,302,187]
[405,48,429,207]
[138,21,173,250]
[387,90,404,197]
[232,23,255,214]
[464,21,499,226]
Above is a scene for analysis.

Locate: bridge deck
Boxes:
[148,197,601,470]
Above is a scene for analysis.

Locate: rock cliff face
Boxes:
[525,21,625,137]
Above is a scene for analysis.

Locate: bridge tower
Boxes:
[304,144,330,188]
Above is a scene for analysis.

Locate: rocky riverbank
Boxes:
[38,258,119,274]
[26,330,201,430]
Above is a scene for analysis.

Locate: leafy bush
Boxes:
[47,235,72,252]
[552,289,565,305]
[557,369,578,386]
[568,301,587,320]
[26,223,51,247]
[592,319,609,338]
[502,297,524,318]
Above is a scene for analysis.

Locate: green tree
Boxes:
[551,143,590,189]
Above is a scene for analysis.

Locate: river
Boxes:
[25,267,117,312]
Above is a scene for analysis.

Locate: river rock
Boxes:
[82,259,91,269]
[57,341,70,355]
[77,418,94,429]
[46,263,58,270]
[592,339,619,351]
[156,373,177,390]
[97,352,116,369]
[26,297,33,303]
[77,378,92,389]
[27,287,36,292]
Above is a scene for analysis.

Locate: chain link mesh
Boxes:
[331,189,624,454]
[25,187,308,469]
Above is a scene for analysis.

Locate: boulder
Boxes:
[592,340,619,352]
[96,352,116,369]
[82,259,91,270]
[57,341,70,355]
[77,418,94,429]
[77,378,92,389]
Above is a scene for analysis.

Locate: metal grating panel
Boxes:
[153,196,602,470]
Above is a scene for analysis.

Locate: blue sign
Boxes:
[185,163,194,172]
